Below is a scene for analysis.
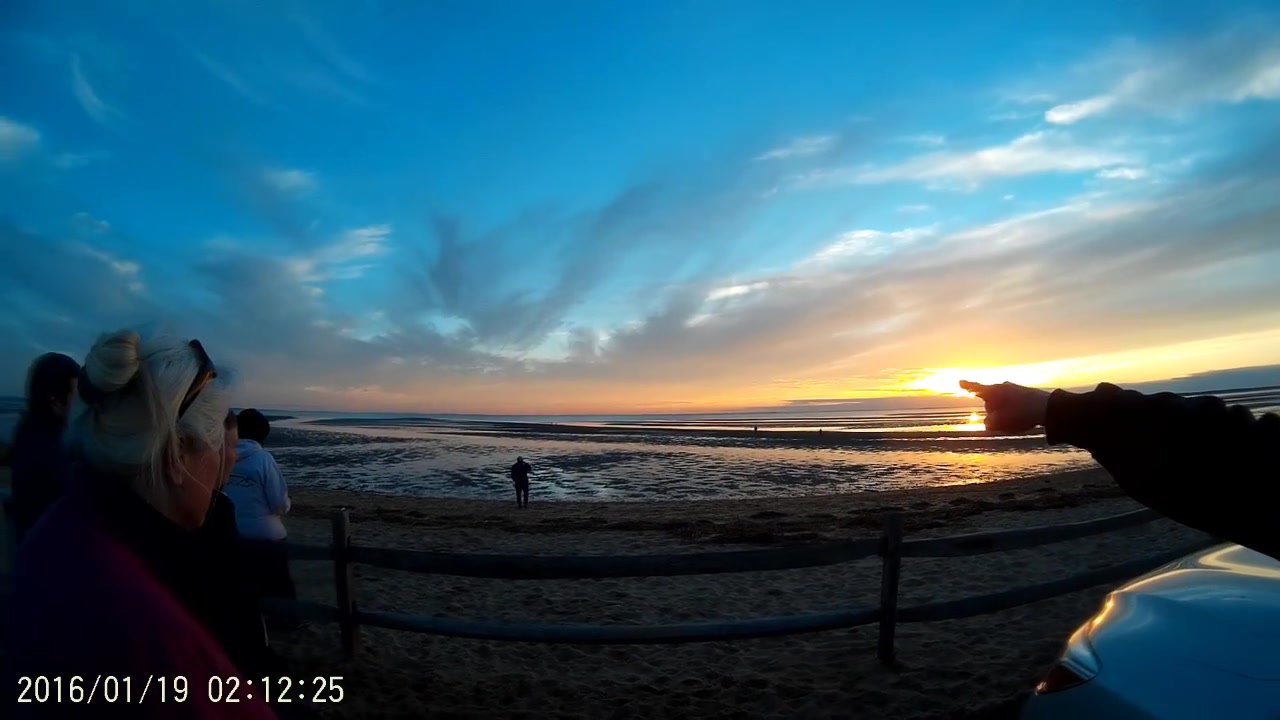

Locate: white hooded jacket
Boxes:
[224,439,292,541]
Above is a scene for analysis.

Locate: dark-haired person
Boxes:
[961,379,1280,560]
[225,408,296,606]
[188,411,285,678]
[9,352,80,543]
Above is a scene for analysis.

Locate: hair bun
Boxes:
[83,329,143,396]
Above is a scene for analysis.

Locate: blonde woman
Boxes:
[7,328,276,719]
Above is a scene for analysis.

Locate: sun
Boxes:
[903,366,1059,397]
[967,412,982,424]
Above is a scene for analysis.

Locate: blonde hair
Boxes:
[65,327,233,503]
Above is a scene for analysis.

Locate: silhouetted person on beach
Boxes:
[962,379,1280,561]
[8,352,80,543]
[511,456,532,508]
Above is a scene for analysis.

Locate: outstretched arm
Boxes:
[964,380,1280,559]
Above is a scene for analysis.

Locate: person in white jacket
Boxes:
[224,408,296,602]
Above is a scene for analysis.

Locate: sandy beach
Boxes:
[266,467,1210,720]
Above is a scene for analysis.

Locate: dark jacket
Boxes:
[511,460,531,485]
[191,492,282,677]
[8,414,69,542]
[8,469,277,719]
[1046,383,1280,559]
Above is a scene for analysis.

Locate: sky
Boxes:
[1,0,1280,414]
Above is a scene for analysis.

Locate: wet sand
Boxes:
[269,467,1211,720]
[265,423,1091,502]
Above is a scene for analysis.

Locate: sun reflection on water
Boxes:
[941,412,986,432]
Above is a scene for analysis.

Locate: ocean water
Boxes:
[266,418,1091,502]
[6,389,1278,502]
[257,388,1280,501]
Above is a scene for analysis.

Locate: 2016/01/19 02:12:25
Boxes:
[207,676,345,703]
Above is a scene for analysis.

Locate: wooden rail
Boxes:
[269,505,1217,660]
[344,537,883,578]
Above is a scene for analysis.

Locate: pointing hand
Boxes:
[959,380,1051,433]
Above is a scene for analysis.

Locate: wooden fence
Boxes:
[273,506,1219,663]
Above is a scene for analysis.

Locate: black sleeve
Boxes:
[8,433,67,541]
[1045,383,1280,559]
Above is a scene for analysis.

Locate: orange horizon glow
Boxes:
[243,325,1280,415]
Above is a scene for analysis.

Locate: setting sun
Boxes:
[903,367,1060,397]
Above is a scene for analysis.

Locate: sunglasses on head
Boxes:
[178,339,217,419]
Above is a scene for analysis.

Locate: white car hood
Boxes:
[1091,544,1280,680]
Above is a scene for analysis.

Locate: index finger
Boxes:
[959,380,994,396]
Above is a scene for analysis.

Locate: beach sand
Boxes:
[261,467,1211,720]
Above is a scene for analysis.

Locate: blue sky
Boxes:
[2,0,1280,413]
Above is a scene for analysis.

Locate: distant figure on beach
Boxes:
[511,456,533,508]
[8,352,80,543]
[962,379,1280,561]
[224,408,297,604]
[7,327,276,718]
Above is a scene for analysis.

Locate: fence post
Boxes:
[331,509,360,658]
[877,512,903,665]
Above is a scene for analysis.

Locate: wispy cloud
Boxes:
[191,51,271,106]
[792,131,1129,189]
[1045,24,1280,124]
[286,224,392,284]
[897,203,933,214]
[72,212,111,234]
[70,54,120,125]
[1045,95,1115,125]
[903,134,946,147]
[282,67,369,105]
[76,242,144,294]
[806,225,938,264]
[53,150,109,169]
[288,10,374,84]
[706,281,771,302]
[1097,166,1148,181]
[262,168,317,194]
[755,134,837,161]
[1004,91,1057,105]
[988,110,1038,122]
[0,117,40,161]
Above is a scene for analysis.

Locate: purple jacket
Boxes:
[7,472,278,719]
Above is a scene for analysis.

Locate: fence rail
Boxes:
[284,506,1161,576]
[342,537,885,579]
[272,505,1217,661]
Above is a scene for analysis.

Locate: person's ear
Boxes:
[169,438,197,486]
[167,455,186,487]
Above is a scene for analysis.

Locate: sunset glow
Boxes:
[904,367,1061,397]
